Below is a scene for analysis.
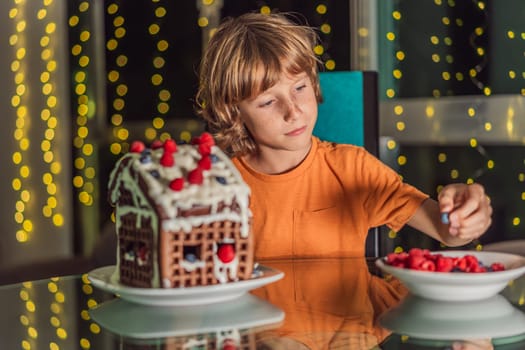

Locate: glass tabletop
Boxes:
[0,257,524,349]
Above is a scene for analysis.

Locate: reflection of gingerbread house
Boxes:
[108,133,253,288]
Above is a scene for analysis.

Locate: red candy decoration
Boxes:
[221,339,237,350]
[217,244,235,263]
[163,139,177,153]
[198,156,212,170]
[160,152,174,167]
[169,178,184,191]
[188,168,203,184]
[199,132,215,147]
[191,132,215,147]
[130,141,145,153]
[150,140,163,149]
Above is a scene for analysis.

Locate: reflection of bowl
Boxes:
[376,250,525,301]
[89,293,284,340]
[379,293,525,341]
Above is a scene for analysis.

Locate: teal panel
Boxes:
[314,71,364,146]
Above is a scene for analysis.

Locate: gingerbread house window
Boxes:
[183,244,202,263]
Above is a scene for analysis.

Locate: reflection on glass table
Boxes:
[0,257,524,349]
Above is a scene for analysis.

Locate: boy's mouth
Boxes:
[285,126,307,136]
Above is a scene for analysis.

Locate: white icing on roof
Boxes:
[108,140,252,237]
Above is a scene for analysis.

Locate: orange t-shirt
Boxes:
[232,137,428,259]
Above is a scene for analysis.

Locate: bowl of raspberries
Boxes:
[376,249,525,301]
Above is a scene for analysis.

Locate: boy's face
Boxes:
[238,71,317,156]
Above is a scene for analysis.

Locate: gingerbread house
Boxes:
[107,133,254,288]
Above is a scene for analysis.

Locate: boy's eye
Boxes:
[258,99,274,108]
[295,84,307,91]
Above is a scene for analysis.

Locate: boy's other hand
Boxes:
[438,183,492,240]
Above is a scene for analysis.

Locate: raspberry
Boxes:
[160,152,174,167]
[130,141,145,153]
[199,132,215,147]
[419,260,436,271]
[150,140,163,149]
[198,156,212,170]
[436,256,454,272]
[163,139,177,153]
[490,262,505,272]
[198,143,212,156]
[408,255,426,270]
[169,178,184,191]
[188,168,203,185]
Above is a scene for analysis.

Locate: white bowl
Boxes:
[375,250,525,301]
[379,293,525,340]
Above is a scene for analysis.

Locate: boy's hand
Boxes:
[438,183,492,240]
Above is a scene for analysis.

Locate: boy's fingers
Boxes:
[438,186,459,214]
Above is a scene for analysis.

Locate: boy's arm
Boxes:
[407,183,492,247]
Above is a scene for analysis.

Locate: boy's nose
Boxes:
[283,99,300,122]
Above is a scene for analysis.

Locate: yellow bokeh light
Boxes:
[79,1,89,12]
[153,117,165,129]
[116,128,129,140]
[151,74,163,86]
[37,9,47,20]
[316,4,327,14]
[56,328,67,339]
[394,105,404,115]
[153,56,165,69]
[113,98,125,111]
[13,152,22,164]
[113,16,124,27]
[157,40,169,51]
[82,143,94,156]
[107,4,118,14]
[393,69,402,79]
[45,22,56,34]
[325,60,336,70]
[145,127,157,140]
[12,178,22,191]
[110,143,122,155]
[313,45,324,55]
[155,7,167,18]
[320,24,331,34]
[69,15,79,27]
[392,11,402,20]
[20,165,30,178]
[116,55,128,67]
[260,6,271,15]
[16,21,27,33]
[425,105,435,118]
[386,139,397,150]
[107,39,118,50]
[28,327,38,339]
[149,24,160,35]
[159,89,171,101]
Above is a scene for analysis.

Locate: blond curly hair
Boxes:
[195,12,322,157]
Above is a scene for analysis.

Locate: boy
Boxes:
[195,12,492,259]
